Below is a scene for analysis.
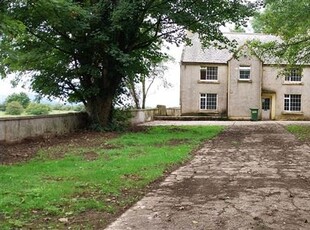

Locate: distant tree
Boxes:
[0,103,6,111]
[251,13,264,33]
[0,0,255,128]
[251,0,310,64]
[5,93,30,109]
[5,101,24,115]
[26,103,51,115]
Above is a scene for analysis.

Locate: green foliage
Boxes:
[51,103,73,111]
[5,93,30,109]
[90,108,133,132]
[0,0,255,127]
[252,0,310,64]
[25,103,51,115]
[106,108,133,132]
[5,101,24,115]
[0,103,5,111]
[0,126,223,229]
[286,125,310,141]
[72,104,85,112]
[51,103,85,112]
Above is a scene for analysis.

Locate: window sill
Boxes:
[282,111,303,115]
[282,82,303,85]
[238,79,252,83]
[198,80,220,84]
[199,109,218,112]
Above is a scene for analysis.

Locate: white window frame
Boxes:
[284,94,301,112]
[200,93,217,110]
[285,69,302,82]
[200,66,218,81]
[239,66,251,80]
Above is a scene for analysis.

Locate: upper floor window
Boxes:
[200,66,218,80]
[284,94,301,111]
[239,66,251,80]
[285,68,302,82]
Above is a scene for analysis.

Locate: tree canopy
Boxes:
[252,0,310,64]
[5,92,31,109]
[0,0,255,127]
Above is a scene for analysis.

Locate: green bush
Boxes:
[5,101,24,115]
[0,103,5,111]
[72,104,85,112]
[51,103,79,111]
[105,108,132,131]
[5,92,30,108]
[50,103,64,111]
[26,103,51,115]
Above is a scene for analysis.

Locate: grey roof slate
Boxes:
[181,32,280,64]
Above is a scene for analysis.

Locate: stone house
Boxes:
[180,32,310,120]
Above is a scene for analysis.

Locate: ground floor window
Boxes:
[200,93,217,110]
[284,94,301,111]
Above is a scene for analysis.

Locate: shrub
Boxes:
[26,103,51,115]
[5,92,30,108]
[105,108,132,131]
[50,103,64,111]
[51,103,79,111]
[5,101,24,115]
[72,104,85,112]
[0,103,5,111]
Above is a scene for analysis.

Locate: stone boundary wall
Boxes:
[0,107,180,143]
[0,112,88,143]
[130,107,180,124]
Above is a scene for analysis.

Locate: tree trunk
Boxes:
[80,56,123,128]
[141,77,146,109]
[128,80,141,109]
[85,94,114,128]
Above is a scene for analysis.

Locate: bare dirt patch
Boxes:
[0,130,117,165]
[83,151,99,161]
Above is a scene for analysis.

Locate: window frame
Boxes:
[200,93,217,110]
[239,66,251,80]
[285,68,302,82]
[284,94,301,112]
[200,66,218,81]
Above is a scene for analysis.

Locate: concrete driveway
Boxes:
[106,123,310,230]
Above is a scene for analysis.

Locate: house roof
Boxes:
[181,32,280,64]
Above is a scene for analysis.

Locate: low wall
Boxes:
[130,109,157,124]
[130,107,181,124]
[0,112,88,143]
[0,107,181,143]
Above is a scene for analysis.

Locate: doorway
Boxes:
[262,98,271,120]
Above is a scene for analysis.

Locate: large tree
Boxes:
[0,0,255,127]
[252,0,310,64]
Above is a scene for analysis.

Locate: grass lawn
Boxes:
[0,126,223,229]
[286,125,310,140]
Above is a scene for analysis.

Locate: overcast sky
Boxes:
[0,76,32,101]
